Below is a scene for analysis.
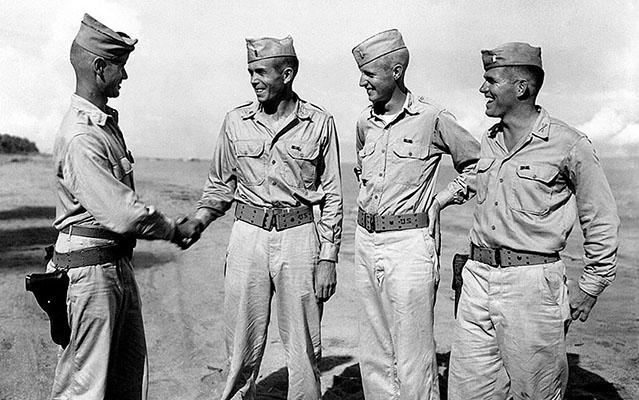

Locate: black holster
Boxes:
[452,253,469,318]
[26,246,71,348]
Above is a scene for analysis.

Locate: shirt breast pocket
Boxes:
[358,142,376,182]
[475,158,495,204]
[234,140,266,185]
[391,142,429,186]
[283,141,320,189]
[508,164,559,215]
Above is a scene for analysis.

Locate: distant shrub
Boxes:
[0,134,39,154]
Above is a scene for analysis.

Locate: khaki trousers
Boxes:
[48,234,148,400]
[221,220,322,400]
[355,225,440,400]
[448,259,571,400]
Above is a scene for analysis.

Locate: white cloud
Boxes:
[1,0,637,159]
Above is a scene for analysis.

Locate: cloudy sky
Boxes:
[1,0,637,162]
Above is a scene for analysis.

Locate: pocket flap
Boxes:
[234,140,265,157]
[392,143,428,160]
[476,158,495,173]
[286,142,319,160]
[516,164,558,184]
[358,142,376,158]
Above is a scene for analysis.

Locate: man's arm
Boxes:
[427,110,480,252]
[64,134,176,241]
[315,115,343,302]
[193,117,237,230]
[566,137,620,322]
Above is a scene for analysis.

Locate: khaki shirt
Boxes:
[470,107,620,296]
[356,92,479,215]
[53,95,175,240]
[197,97,343,262]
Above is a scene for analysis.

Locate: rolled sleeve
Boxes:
[432,111,480,206]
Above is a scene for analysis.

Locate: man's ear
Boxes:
[392,63,404,81]
[516,79,530,99]
[282,66,295,85]
[93,57,106,80]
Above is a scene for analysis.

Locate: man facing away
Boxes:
[184,36,343,399]
[49,13,195,400]
[351,29,480,399]
[448,42,620,400]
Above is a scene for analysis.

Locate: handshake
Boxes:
[171,215,205,250]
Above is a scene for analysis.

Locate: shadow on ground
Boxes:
[254,352,624,399]
[132,250,177,269]
[0,227,58,250]
[0,206,55,220]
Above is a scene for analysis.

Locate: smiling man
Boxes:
[448,42,620,400]
[351,29,479,399]
[187,36,343,399]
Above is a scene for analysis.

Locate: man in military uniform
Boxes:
[448,42,620,399]
[351,29,479,399]
[49,14,195,400]
[185,36,343,399]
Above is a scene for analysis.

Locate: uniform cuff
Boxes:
[319,243,339,262]
[434,188,455,208]
[578,273,610,297]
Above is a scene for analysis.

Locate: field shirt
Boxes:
[53,94,175,241]
[469,106,619,296]
[197,96,343,262]
[355,92,479,215]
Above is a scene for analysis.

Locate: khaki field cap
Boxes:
[352,29,407,68]
[481,42,542,71]
[73,13,137,59]
[246,36,297,64]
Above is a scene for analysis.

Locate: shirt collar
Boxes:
[487,106,550,140]
[70,94,116,126]
[241,93,312,121]
[368,91,416,121]
[530,106,550,140]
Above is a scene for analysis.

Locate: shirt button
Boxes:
[272,160,276,165]
[494,201,499,206]
[378,173,383,177]
[408,152,413,156]
[381,149,386,154]
[374,195,378,199]
[272,181,277,186]
[491,225,496,230]
[499,178,504,183]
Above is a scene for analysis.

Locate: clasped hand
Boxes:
[171,215,203,250]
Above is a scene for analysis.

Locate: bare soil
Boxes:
[1,154,636,399]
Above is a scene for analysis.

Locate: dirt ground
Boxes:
[0,153,637,399]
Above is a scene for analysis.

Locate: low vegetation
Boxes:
[0,134,39,154]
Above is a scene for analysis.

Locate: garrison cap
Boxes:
[352,29,407,68]
[481,42,542,71]
[73,13,137,60]
[246,36,297,64]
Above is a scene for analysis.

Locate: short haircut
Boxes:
[382,47,410,72]
[504,65,545,95]
[272,56,299,78]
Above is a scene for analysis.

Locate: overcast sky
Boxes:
[1,0,637,162]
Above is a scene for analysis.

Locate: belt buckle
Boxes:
[493,249,501,266]
[367,214,376,233]
[262,209,276,231]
